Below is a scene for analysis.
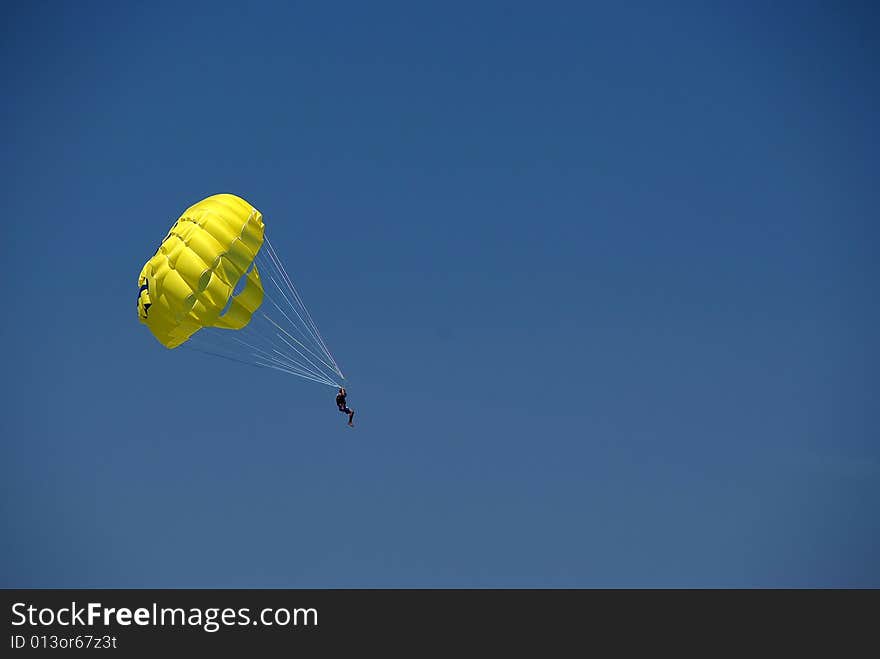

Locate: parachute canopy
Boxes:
[137,194,265,348]
[137,193,344,388]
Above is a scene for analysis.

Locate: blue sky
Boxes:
[2,0,877,587]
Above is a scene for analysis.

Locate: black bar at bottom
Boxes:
[1,589,874,653]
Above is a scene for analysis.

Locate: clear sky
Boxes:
[2,0,877,587]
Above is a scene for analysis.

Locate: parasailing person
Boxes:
[336,387,354,427]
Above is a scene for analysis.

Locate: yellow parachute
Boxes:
[137,194,266,349]
[136,193,345,389]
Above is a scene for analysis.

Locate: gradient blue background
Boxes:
[2,1,877,587]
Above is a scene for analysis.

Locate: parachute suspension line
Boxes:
[263,288,339,375]
[263,236,344,380]
[257,254,342,382]
[261,238,324,347]
[183,344,337,387]
[251,360,339,386]
[225,331,335,386]
[260,313,338,382]
[234,308,341,387]
[182,319,339,388]
[257,248,321,348]
[255,243,343,384]
[180,233,344,389]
